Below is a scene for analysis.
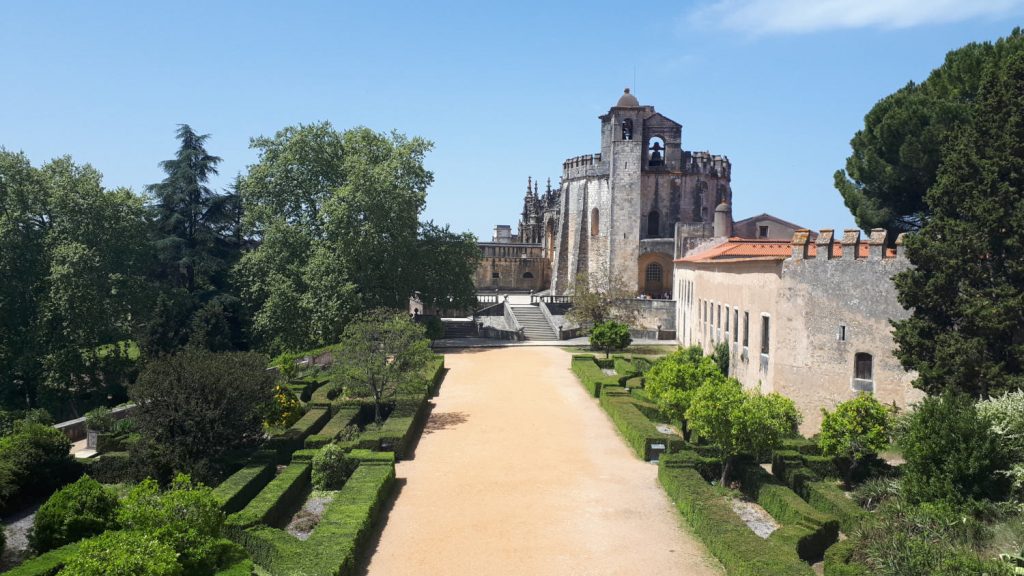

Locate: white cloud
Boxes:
[691,0,1024,34]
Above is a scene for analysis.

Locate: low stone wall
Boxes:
[54,403,137,442]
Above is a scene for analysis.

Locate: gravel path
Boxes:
[362,346,721,576]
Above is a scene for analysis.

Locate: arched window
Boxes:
[622,118,633,141]
[647,210,660,238]
[648,137,665,167]
[591,208,599,236]
[523,272,534,279]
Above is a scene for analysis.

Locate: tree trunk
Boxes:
[844,457,859,491]
[720,456,733,486]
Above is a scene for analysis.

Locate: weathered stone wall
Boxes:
[475,243,549,292]
[674,229,922,434]
[775,232,922,431]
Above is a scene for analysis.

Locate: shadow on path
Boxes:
[355,478,407,576]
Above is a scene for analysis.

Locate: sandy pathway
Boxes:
[362,347,720,576]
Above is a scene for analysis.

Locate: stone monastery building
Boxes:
[478,90,921,430]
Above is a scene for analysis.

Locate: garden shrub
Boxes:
[312,443,356,490]
[84,407,114,432]
[819,393,893,488]
[978,390,1024,498]
[0,421,77,513]
[424,315,444,340]
[56,530,182,576]
[265,384,303,429]
[823,539,869,576]
[118,475,225,575]
[30,475,120,553]
[899,391,1010,504]
[848,498,1011,576]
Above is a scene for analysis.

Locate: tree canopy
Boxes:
[892,44,1024,398]
[835,28,1024,234]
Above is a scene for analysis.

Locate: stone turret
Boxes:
[713,202,733,238]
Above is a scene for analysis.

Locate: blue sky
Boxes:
[1,1,1022,239]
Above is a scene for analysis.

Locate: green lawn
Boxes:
[560,344,678,358]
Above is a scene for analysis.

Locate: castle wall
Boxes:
[475,243,550,292]
[774,231,923,431]
[675,229,923,434]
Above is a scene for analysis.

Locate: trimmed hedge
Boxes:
[3,541,81,576]
[571,355,620,397]
[738,464,839,562]
[226,462,311,531]
[823,539,870,576]
[80,451,133,484]
[213,557,257,576]
[599,391,677,461]
[304,407,360,449]
[802,481,865,533]
[264,407,331,458]
[213,460,277,514]
[660,450,723,480]
[231,462,395,576]
[658,464,814,576]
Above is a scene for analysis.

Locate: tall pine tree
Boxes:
[893,50,1024,398]
[143,125,246,354]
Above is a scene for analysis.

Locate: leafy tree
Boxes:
[898,391,1009,504]
[57,530,183,576]
[333,308,433,426]
[819,394,894,488]
[892,45,1024,398]
[835,29,1024,233]
[415,221,481,313]
[644,346,724,436]
[565,271,640,329]
[686,379,799,484]
[30,475,120,553]
[129,350,274,483]
[589,321,631,358]
[238,123,459,352]
[117,474,224,575]
[0,151,149,416]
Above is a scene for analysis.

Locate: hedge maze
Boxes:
[10,355,446,576]
[571,353,862,576]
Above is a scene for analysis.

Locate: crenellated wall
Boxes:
[676,227,923,433]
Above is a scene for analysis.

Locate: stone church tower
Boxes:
[546,89,733,296]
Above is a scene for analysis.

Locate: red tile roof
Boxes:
[675,236,896,264]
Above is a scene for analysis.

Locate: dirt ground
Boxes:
[361,346,721,576]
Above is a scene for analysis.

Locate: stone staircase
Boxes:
[510,305,558,341]
[441,319,478,338]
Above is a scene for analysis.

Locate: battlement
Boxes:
[682,151,731,178]
[789,228,906,261]
[561,153,608,179]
